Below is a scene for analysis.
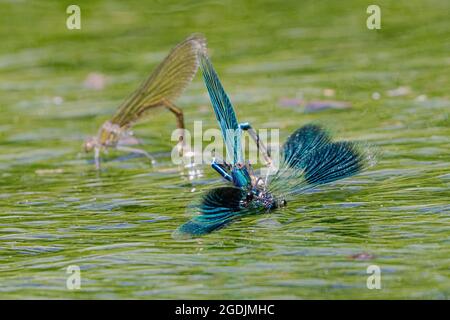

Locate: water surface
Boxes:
[0,0,449,299]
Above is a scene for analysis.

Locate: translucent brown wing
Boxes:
[110,34,207,127]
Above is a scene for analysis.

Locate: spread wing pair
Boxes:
[174,53,371,238]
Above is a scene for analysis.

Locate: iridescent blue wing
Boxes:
[301,141,367,185]
[282,124,331,168]
[173,187,248,238]
[269,124,371,197]
[200,54,242,164]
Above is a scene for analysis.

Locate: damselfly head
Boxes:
[84,136,98,153]
[239,185,284,211]
[259,191,285,210]
[277,199,287,208]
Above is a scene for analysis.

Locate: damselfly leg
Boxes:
[94,147,101,170]
[239,122,274,169]
[211,158,233,182]
[115,145,156,164]
[161,99,186,155]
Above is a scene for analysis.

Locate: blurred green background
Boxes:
[0,0,449,299]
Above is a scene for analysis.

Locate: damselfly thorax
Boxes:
[235,162,286,210]
[84,121,126,151]
[84,120,155,169]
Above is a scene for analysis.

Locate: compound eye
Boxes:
[84,141,92,152]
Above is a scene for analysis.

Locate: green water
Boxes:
[0,0,449,299]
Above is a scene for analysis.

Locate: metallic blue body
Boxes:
[174,54,370,238]
[200,54,251,189]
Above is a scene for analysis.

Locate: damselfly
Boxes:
[174,53,373,238]
[84,34,207,169]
